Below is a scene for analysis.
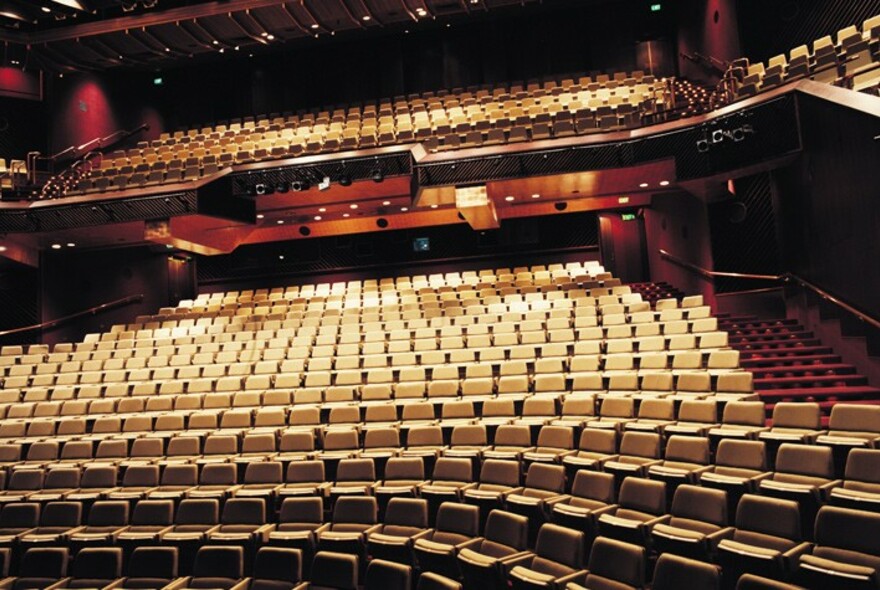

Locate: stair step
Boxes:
[740,354,842,367]
[748,364,857,378]
[755,374,870,389]
[757,385,880,402]
[739,346,835,357]
[729,331,815,342]
[732,338,824,348]
[719,318,800,329]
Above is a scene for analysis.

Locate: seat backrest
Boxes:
[286,460,325,483]
[221,498,265,525]
[585,537,646,588]
[436,502,479,536]
[384,498,428,529]
[87,501,129,526]
[577,428,617,453]
[72,547,123,580]
[176,499,220,526]
[131,499,174,526]
[450,424,487,446]
[311,551,358,590]
[20,547,69,578]
[45,468,81,490]
[332,496,378,525]
[0,502,39,528]
[363,428,400,449]
[430,458,472,483]
[845,449,880,484]
[483,509,528,552]
[493,425,531,447]
[677,400,717,423]
[365,559,411,590]
[200,463,237,486]
[618,477,666,515]
[722,401,764,426]
[479,459,520,487]
[772,403,820,430]
[652,553,720,590]
[670,485,727,527]
[193,545,244,581]
[384,457,425,481]
[664,436,710,465]
[735,495,801,541]
[336,458,376,482]
[828,404,880,434]
[9,469,44,491]
[715,440,766,471]
[774,443,834,479]
[279,497,323,525]
[417,572,462,590]
[128,547,178,580]
[123,464,160,487]
[533,523,584,569]
[524,463,565,493]
[162,464,199,486]
[244,461,283,485]
[619,431,661,459]
[253,547,302,586]
[41,501,82,526]
[814,506,880,558]
[570,471,616,503]
[536,426,574,449]
[80,465,117,488]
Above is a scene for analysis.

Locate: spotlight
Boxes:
[254,183,268,195]
[275,182,290,194]
[371,168,384,183]
[338,173,352,187]
[696,139,709,153]
[291,180,311,192]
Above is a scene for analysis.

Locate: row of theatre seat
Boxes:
[66,71,670,196]
[0,454,877,589]
[731,14,880,99]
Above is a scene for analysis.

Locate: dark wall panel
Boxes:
[708,172,781,293]
[0,97,47,164]
[40,246,173,345]
[0,263,40,346]
[737,0,880,63]
[197,212,600,292]
[774,94,880,320]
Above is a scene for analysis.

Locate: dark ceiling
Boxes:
[0,0,551,73]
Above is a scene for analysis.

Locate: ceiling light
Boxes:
[212,40,219,45]
[318,207,326,213]
[256,214,265,219]
[66,242,75,247]
[164,47,170,52]
[430,204,438,209]
[314,215,322,221]
[276,220,284,224]
[349,204,358,210]
[278,255,284,260]
[266,34,275,40]
[343,213,350,218]
[401,207,409,212]
[659,180,670,186]
[382,201,391,206]
[310,23,319,29]
[639,182,649,188]
[261,32,268,37]
[0,246,7,252]
[51,244,62,250]
[505,196,515,202]
[531,194,540,199]
[41,6,52,13]
[362,15,371,21]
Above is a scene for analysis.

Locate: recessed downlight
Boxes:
[504,196,515,202]
[659,180,670,186]
[639,182,649,188]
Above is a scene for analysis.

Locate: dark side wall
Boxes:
[773,94,880,320]
[39,246,174,346]
[676,0,741,84]
[643,191,715,306]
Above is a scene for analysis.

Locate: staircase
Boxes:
[717,314,880,422]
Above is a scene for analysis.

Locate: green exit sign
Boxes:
[621,213,637,221]
[650,3,662,11]
[153,77,163,86]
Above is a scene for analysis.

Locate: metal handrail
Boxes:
[0,294,144,339]
[658,249,784,281]
[658,248,880,331]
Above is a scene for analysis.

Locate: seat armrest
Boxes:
[255,523,277,542]
[455,537,485,552]
[645,514,671,529]
[364,524,383,536]
[554,569,589,588]
[228,578,251,590]
[818,480,843,499]
[496,550,534,576]
[411,529,434,542]
[705,527,736,550]
[542,494,572,508]
[783,542,813,569]
[44,578,72,590]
